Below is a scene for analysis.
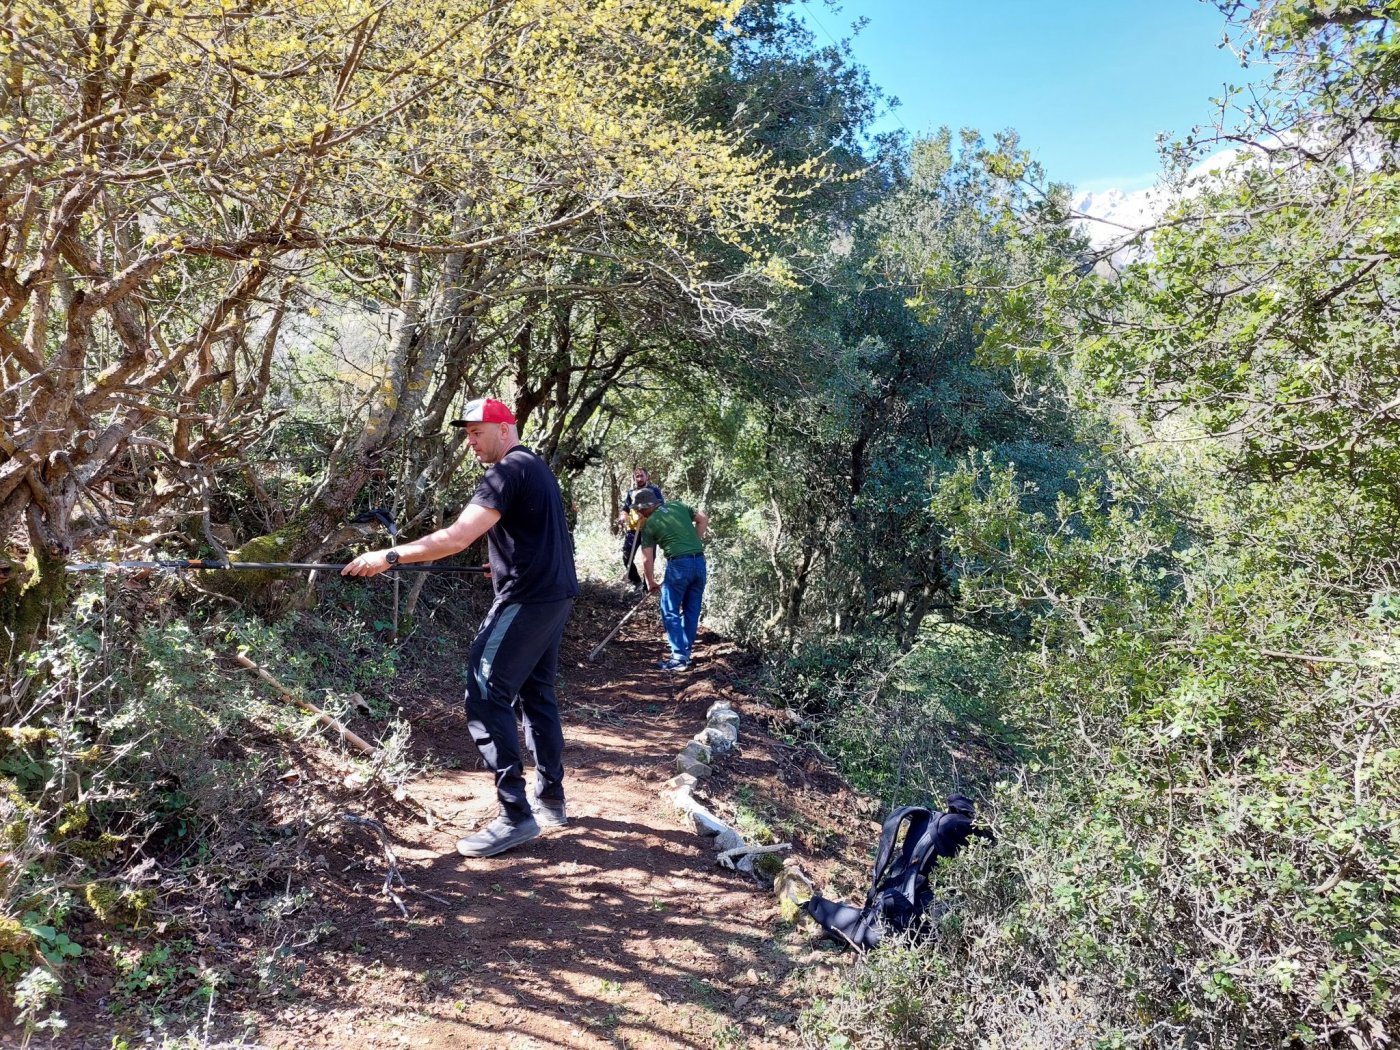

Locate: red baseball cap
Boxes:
[449,397,517,427]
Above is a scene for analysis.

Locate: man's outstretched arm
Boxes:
[343,503,501,576]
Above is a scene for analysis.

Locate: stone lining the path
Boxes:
[662,698,816,921]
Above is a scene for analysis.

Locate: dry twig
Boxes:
[338,814,409,918]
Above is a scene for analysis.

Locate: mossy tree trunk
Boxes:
[208,455,380,606]
[211,249,468,607]
[0,545,68,667]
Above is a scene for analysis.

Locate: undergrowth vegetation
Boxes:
[0,575,477,1038]
[780,0,1400,1041]
[768,626,1019,808]
[793,457,1400,1047]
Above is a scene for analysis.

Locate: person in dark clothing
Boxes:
[343,397,578,858]
[618,467,663,588]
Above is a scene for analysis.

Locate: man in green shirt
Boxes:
[632,490,709,672]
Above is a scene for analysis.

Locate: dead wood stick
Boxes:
[234,653,376,755]
[718,842,792,869]
[234,654,440,827]
[588,590,653,661]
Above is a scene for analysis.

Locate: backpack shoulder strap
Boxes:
[863,806,933,907]
[879,811,952,910]
[909,813,950,870]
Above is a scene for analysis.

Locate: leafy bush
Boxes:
[0,578,419,1025]
[804,456,1400,1048]
[766,625,1019,806]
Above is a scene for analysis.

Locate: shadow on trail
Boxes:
[318,819,775,1045]
[271,586,811,1048]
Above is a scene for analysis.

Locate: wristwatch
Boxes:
[385,549,400,566]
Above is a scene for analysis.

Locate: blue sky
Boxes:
[795,0,1251,194]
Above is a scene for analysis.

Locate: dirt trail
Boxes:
[228,588,870,1049]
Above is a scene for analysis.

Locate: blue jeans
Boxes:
[659,555,706,662]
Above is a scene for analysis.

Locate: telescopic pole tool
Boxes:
[64,560,488,574]
[352,508,402,640]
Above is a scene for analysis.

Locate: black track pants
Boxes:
[464,598,573,822]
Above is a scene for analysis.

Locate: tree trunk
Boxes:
[0,543,69,665]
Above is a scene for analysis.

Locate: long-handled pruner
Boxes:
[588,589,654,662]
[64,559,488,574]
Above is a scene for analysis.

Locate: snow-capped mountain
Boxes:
[1072,186,1162,251]
[1070,146,1263,259]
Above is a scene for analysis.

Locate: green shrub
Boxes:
[804,458,1400,1048]
[767,625,1020,805]
[0,578,418,1022]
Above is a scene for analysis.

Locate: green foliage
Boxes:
[0,577,415,1022]
[766,634,903,717]
[766,624,1018,806]
[1068,157,1400,515]
[806,449,1400,1045]
[964,2,1400,528]
[0,911,82,979]
[108,937,211,1018]
[931,455,1183,653]
[800,929,985,1049]
[787,9,1400,1047]
[1223,1,1400,148]
[616,130,1094,653]
[13,965,66,1048]
[0,2,1387,1045]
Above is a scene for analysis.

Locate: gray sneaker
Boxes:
[527,788,568,829]
[455,816,540,858]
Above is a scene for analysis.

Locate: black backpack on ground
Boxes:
[802,794,992,952]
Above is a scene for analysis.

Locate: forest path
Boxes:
[241,586,870,1050]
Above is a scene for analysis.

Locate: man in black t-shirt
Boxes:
[344,397,578,858]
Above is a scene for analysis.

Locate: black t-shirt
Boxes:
[469,445,578,604]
